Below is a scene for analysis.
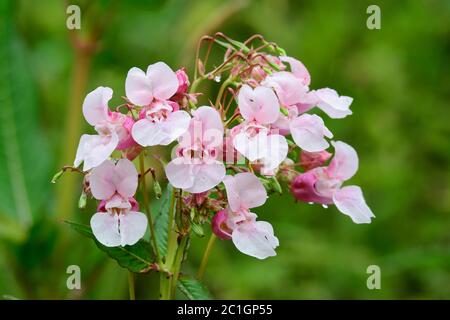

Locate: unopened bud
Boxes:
[78,191,87,209]
[51,170,64,184]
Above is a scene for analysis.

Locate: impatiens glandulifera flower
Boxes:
[126,62,191,146]
[291,141,374,224]
[89,159,148,247]
[233,84,288,172]
[62,35,374,297]
[165,106,226,193]
[212,172,279,259]
[74,87,136,171]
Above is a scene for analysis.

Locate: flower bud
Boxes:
[211,209,232,240]
[300,150,332,171]
[175,68,189,96]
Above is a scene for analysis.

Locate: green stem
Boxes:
[128,271,135,300]
[159,272,171,300]
[139,153,161,265]
[170,235,188,299]
[165,190,177,267]
[215,77,233,107]
[197,233,217,280]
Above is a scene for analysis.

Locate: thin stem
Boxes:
[197,233,217,281]
[128,271,135,300]
[138,153,161,265]
[170,235,189,299]
[165,190,177,267]
[215,77,233,107]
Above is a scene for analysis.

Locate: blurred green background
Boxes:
[1,0,449,299]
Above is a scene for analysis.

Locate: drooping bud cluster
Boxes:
[69,34,374,261]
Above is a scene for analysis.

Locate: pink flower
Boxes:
[212,172,279,259]
[89,159,148,247]
[232,85,288,172]
[126,62,191,146]
[74,87,135,171]
[291,141,374,224]
[165,106,226,193]
[314,88,353,119]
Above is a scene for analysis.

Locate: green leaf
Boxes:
[65,221,154,273]
[153,184,173,257]
[0,0,51,226]
[177,277,212,300]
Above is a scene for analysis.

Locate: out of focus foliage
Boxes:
[0,0,449,299]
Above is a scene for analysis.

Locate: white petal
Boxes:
[125,67,153,106]
[290,114,333,152]
[328,141,359,181]
[261,134,288,171]
[89,159,117,200]
[74,133,118,172]
[315,88,353,119]
[232,220,279,259]
[233,131,269,162]
[82,87,112,126]
[90,212,121,247]
[146,62,179,100]
[185,162,226,193]
[119,211,148,246]
[165,158,196,190]
[333,186,375,224]
[223,173,267,211]
[132,111,191,147]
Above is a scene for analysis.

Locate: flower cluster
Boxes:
[70,34,374,261]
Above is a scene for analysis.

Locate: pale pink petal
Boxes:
[165,158,196,190]
[74,133,118,172]
[232,220,279,259]
[333,186,374,224]
[238,85,279,124]
[280,56,311,86]
[125,67,153,106]
[89,159,117,200]
[114,158,138,198]
[290,114,333,152]
[223,173,267,211]
[315,88,353,119]
[262,71,307,106]
[233,131,269,162]
[146,62,179,100]
[90,212,121,247]
[119,211,148,246]
[327,141,358,181]
[82,87,112,126]
[185,162,226,194]
[132,110,190,147]
[261,134,288,171]
[179,106,223,150]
